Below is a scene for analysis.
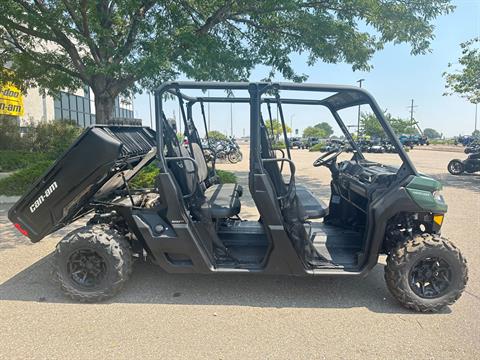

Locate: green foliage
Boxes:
[129,163,159,189]
[0,117,22,150]
[0,119,81,157]
[0,151,49,172]
[272,140,286,150]
[423,128,441,139]
[207,131,227,141]
[443,38,480,104]
[0,160,52,196]
[216,169,236,184]
[129,163,236,188]
[0,121,81,195]
[361,112,417,138]
[314,122,334,137]
[303,122,333,139]
[472,130,480,137]
[309,143,327,152]
[0,1,454,122]
[23,121,83,158]
[429,138,455,145]
[265,119,291,141]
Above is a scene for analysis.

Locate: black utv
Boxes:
[9,82,467,312]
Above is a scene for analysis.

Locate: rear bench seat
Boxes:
[191,143,243,219]
[203,183,243,218]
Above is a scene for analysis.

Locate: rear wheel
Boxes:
[228,151,243,164]
[448,159,464,175]
[54,225,133,302]
[385,234,467,312]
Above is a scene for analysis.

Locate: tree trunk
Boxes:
[94,93,116,125]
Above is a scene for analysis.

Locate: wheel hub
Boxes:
[409,257,452,299]
[68,249,107,288]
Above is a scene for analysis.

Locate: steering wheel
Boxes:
[313,148,344,167]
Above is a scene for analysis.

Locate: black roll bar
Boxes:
[154,82,418,176]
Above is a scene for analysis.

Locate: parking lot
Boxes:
[0,146,479,359]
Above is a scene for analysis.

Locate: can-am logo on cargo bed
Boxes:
[30,181,58,213]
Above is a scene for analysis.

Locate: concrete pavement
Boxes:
[0,148,478,359]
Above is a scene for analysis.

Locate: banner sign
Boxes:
[0,83,24,116]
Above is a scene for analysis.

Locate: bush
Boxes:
[429,138,456,145]
[0,160,53,196]
[217,169,236,184]
[0,117,22,150]
[309,143,326,152]
[23,121,83,158]
[272,140,286,150]
[0,119,82,156]
[129,163,237,188]
[0,151,50,172]
[208,131,227,141]
[129,163,159,188]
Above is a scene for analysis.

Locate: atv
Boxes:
[448,151,480,175]
[9,82,467,312]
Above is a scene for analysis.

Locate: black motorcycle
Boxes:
[448,151,480,175]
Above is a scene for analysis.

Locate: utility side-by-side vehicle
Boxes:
[9,82,467,312]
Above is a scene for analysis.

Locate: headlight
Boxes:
[433,190,445,203]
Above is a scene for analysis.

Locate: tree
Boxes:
[423,128,441,139]
[265,119,291,141]
[314,122,333,137]
[303,126,327,139]
[361,112,417,138]
[443,38,480,104]
[207,130,227,141]
[0,1,454,123]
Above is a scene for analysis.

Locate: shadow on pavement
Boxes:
[431,173,480,193]
[0,253,450,315]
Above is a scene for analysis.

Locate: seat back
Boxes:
[162,119,204,206]
[259,119,288,198]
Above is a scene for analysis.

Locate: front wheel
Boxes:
[448,159,464,175]
[53,225,133,302]
[385,234,467,312]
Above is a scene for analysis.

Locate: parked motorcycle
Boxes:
[204,137,243,164]
[447,151,480,175]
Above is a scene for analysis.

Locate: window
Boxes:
[54,89,135,127]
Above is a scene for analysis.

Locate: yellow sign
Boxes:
[0,83,24,116]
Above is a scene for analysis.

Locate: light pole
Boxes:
[357,79,365,137]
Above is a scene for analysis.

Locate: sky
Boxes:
[132,0,480,138]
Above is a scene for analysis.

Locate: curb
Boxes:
[0,196,20,204]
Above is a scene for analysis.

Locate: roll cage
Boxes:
[154,82,418,178]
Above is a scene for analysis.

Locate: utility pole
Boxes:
[148,91,153,128]
[230,103,233,137]
[357,79,365,137]
[207,90,211,131]
[407,99,420,130]
[475,103,478,132]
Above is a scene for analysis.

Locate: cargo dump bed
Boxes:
[8,126,156,242]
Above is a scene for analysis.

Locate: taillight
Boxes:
[14,223,29,237]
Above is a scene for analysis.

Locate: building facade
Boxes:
[1,75,136,127]
[20,86,135,127]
